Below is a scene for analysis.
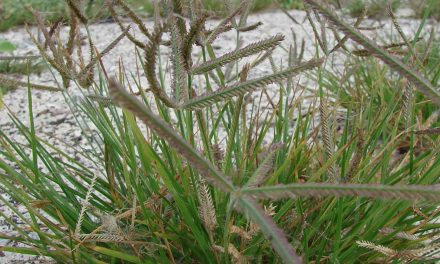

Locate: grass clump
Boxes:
[0,0,440,263]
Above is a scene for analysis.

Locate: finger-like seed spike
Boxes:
[144,24,179,108]
[65,0,88,24]
[183,58,323,110]
[192,34,285,75]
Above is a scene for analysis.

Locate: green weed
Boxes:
[0,0,440,263]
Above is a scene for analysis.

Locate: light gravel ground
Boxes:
[0,8,438,262]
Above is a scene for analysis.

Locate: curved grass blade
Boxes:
[182,58,323,110]
[305,0,440,105]
[241,183,440,201]
[192,34,285,75]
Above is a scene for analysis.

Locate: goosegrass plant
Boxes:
[1,0,440,263]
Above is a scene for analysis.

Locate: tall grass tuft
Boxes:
[1,0,440,263]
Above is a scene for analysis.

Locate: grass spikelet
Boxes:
[407,244,440,260]
[114,0,151,39]
[29,9,63,68]
[226,47,275,82]
[213,243,244,263]
[197,178,217,233]
[192,34,284,75]
[421,28,435,63]
[305,8,327,54]
[305,0,440,105]
[183,14,208,70]
[387,6,417,60]
[79,234,125,243]
[75,25,85,70]
[212,143,224,168]
[223,94,243,174]
[227,243,243,263]
[380,227,420,241]
[230,225,252,240]
[168,0,187,38]
[66,14,78,58]
[78,27,129,78]
[319,100,337,182]
[74,173,99,237]
[144,24,179,108]
[65,0,88,24]
[26,7,122,89]
[357,240,397,257]
[204,24,234,44]
[107,1,147,49]
[168,13,188,102]
[402,81,413,127]
[76,188,169,249]
[357,240,440,260]
[183,58,323,109]
[237,21,263,32]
